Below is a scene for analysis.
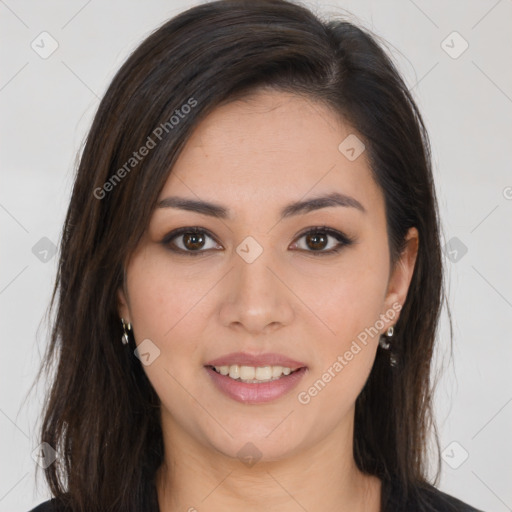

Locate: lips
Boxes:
[205,366,308,404]
[204,352,307,371]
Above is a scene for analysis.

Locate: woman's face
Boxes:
[118,89,418,464]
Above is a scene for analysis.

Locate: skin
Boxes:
[117,89,418,512]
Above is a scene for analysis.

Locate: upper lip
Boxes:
[205,352,307,370]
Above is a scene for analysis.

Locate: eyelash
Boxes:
[161,226,354,257]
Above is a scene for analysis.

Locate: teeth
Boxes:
[255,366,272,380]
[228,365,240,379]
[213,364,297,383]
[239,366,255,380]
[272,366,283,378]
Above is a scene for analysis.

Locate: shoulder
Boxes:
[384,477,484,511]
[417,483,484,512]
[28,497,71,512]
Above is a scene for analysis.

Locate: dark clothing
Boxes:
[29,478,484,511]
[380,477,483,511]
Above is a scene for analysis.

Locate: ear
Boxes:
[382,227,419,325]
[117,284,131,324]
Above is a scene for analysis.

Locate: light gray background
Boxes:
[1,1,511,511]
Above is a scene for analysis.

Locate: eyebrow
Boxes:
[156,191,366,219]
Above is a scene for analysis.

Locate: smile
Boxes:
[204,365,308,404]
[209,364,299,383]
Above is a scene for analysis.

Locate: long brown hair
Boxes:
[32,0,450,510]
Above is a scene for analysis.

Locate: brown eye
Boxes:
[292,227,354,255]
[305,231,329,251]
[162,227,220,256]
[182,232,206,251]
[162,226,354,257]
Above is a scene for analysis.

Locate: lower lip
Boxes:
[204,366,308,404]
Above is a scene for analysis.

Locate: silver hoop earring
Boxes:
[121,318,132,345]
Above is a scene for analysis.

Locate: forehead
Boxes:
[158,90,383,221]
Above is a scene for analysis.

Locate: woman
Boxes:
[29,0,483,510]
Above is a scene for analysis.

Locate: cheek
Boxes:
[125,251,212,408]
[293,270,386,422]
[287,246,389,406]
[126,248,209,342]
[124,253,216,406]
[290,250,390,349]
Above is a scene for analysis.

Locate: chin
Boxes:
[198,418,310,465]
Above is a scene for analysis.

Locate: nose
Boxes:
[218,244,295,336]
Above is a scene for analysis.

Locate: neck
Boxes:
[155,410,381,512]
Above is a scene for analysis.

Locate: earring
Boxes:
[378,326,394,350]
[121,318,132,345]
[379,326,397,367]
